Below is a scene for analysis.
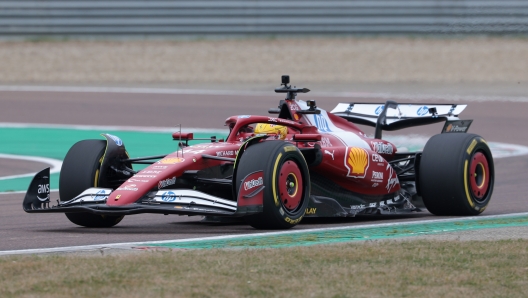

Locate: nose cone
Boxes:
[106,156,188,206]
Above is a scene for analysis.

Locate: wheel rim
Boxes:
[278,160,303,211]
[469,151,490,201]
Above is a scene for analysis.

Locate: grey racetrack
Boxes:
[0,88,527,251]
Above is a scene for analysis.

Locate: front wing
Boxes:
[23,168,262,217]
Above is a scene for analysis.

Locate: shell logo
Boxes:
[157,157,185,164]
[344,147,369,178]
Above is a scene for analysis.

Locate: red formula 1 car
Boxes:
[23,76,494,229]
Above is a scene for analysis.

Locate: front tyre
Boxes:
[237,141,310,229]
[419,133,494,215]
[59,140,124,227]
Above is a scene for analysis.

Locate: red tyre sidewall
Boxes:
[461,137,494,214]
[266,144,310,227]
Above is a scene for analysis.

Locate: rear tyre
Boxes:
[419,133,494,215]
[237,141,310,229]
[59,140,124,227]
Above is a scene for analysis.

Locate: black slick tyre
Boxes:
[236,141,310,229]
[418,133,494,215]
[59,139,124,227]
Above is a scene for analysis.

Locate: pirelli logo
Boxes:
[344,147,369,178]
[467,139,478,154]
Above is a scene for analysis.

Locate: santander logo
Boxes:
[158,177,176,189]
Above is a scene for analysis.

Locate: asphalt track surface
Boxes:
[0,89,527,251]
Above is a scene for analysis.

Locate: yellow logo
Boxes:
[158,157,185,164]
[345,147,369,178]
[284,216,303,224]
[305,208,317,215]
[115,194,121,201]
[446,124,453,132]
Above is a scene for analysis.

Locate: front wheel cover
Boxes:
[60,139,124,228]
[237,141,310,229]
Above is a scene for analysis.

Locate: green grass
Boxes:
[1,239,527,297]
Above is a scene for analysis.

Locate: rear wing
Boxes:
[330,101,469,138]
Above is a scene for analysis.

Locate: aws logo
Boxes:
[344,147,369,178]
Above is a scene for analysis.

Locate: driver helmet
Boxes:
[254,123,287,140]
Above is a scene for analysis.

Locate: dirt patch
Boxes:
[1,37,527,84]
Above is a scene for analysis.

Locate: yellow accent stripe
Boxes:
[234,136,258,169]
[99,134,110,184]
[463,160,474,207]
[94,169,99,187]
[94,153,104,187]
[94,154,104,187]
[100,134,109,161]
[272,152,283,207]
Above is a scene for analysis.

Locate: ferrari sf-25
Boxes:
[23,76,494,229]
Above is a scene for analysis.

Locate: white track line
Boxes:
[0,212,527,256]
[1,85,528,102]
[0,154,62,181]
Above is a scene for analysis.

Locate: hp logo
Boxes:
[374,105,384,115]
[417,106,429,116]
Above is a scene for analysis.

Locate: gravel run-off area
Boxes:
[1,37,527,84]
